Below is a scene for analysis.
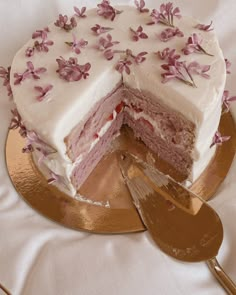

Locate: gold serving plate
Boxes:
[5,112,236,234]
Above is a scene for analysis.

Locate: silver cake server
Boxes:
[119,152,236,295]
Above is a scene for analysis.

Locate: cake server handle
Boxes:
[0,282,12,295]
[207,257,236,295]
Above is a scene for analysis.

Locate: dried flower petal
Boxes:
[182,33,214,56]
[22,130,40,153]
[147,2,181,27]
[187,62,211,79]
[22,144,34,153]
[14,62,46,85]
[133,51,148,64]
[25,47,35,57]
[27,61,47,79]
[26,31,53,57]
[34,85,53,101]
[56,57,91,82]
[23,130,56,156]
[66,34,88,54]
[222,90,236,113]
[96,33,119,51]
[34,37,54,53]
[0,65,12,97]
[210,131,230,148]
[97,0,123,21]
[54,14,77,32]
[134,0,149,13]
[195,21,213,32]
[47,170,68,189]
[32,27,50,39]
[74,6,87,18]
[78,63,92,79]
[161,58,210,87]
[9,108,27,137]
[130,26,148,41]
[156,48,180,61]
[104,49,115,60]
[0,66,10,84]
[10,108,56,159]
[159,27,184,42]
[91,24,113,35]
[225,59,231,74]
[116,59,132,74]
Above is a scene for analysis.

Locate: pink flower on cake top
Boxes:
[34,85,53,102]
[182,33,214,56]
[56,57,91,82]
[25,27,53,57]
[159,27,184,42]
[158,47,210,87]
[116,59,132,74]
[147,2,181,26]
[115,49,148,74]
[73,6,87,18]
[32,27,50,39]
[14,62,46,85]
[54,14,77,31]
[156,48,180,61]
[91,24,113,35]
[194,21,214,32]
[95,34,120,51]
[97,0,123,21]
[130,26,148,41]
[65,34,88,54]
[134,0,149,13]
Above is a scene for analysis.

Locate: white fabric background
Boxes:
[0,0,236,294]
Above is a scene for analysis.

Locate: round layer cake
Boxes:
[8,1,226,196]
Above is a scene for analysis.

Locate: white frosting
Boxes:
[10,4,226,196]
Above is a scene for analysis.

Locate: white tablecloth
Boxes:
[0,1,236,294]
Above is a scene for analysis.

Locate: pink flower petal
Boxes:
[97,0,123,21]
[147,3,181,26]
[195,21,213,32]
[74,6,87,18]
[225,59,231,74]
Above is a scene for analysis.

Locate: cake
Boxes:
[1,1,233,197]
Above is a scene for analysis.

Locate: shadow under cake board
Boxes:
[5,112,236,234]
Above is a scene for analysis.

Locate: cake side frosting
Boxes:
[9,2,226,195]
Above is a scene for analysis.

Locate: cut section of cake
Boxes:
[8,1,227,196]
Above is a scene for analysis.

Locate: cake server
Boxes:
[119,152,236,295]
[0,282,11,295]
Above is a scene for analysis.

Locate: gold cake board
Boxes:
[5,112,236,234]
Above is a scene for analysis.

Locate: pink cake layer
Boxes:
[67,85,196,191]
[123,113,192,174]
[71,112,124,189]
[124,87,195,152]
[66,82,124,161]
